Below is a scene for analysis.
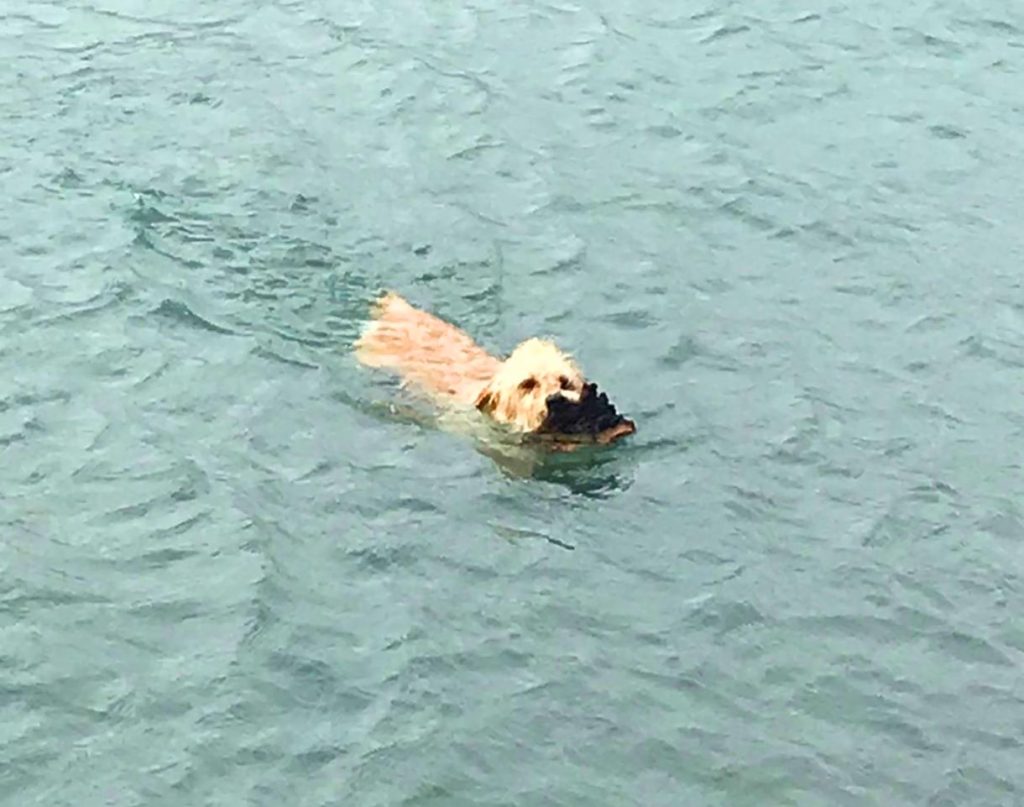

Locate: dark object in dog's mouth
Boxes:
[531,383,636,445]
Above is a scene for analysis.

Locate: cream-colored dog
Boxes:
[354,292,635,444]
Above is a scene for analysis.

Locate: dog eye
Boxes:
[559,375,573,390]
[519,377,538,392]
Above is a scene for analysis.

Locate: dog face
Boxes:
[474,338,586,433]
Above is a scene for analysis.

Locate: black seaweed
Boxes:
[540,383,626,435]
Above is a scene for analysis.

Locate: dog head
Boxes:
[474,338,584,432]
[475,338,635,443]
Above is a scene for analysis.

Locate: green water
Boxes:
[3,1,1024,805]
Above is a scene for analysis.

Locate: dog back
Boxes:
[354,293,499,405]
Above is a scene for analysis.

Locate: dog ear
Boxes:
[475,388,498,413]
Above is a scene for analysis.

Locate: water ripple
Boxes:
[4,0,1024,802]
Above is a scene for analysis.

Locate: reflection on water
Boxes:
[479,439,634,497]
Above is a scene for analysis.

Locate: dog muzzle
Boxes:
[533,383,636,444]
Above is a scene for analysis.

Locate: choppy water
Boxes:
[4,1,1024,804]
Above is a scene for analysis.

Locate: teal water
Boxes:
[3,1,1024,804]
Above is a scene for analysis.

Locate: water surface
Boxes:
[3,1,1024,804]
